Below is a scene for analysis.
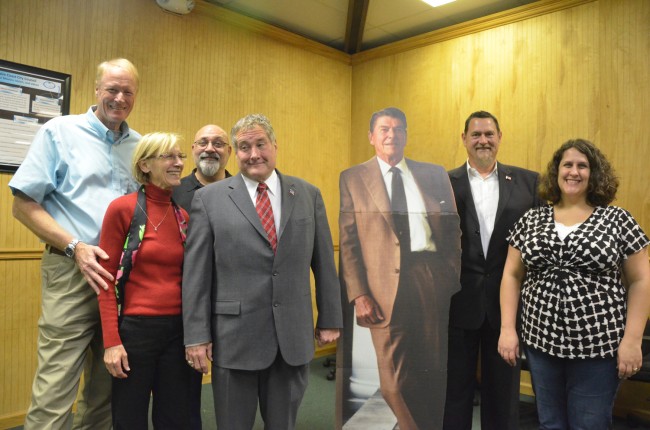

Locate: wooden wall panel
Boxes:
[0,0,350,424]
[1,0,649,425]
[0,0,351,233]
[350,0,650,234]
[598,0,650,220]
[0,260,40,427]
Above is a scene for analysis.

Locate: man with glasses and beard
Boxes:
[173,124,232,212]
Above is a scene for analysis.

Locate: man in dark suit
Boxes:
[340,107,461,430]
[444,111,540,430]
[182,114,343,430]
[172,123,232,212]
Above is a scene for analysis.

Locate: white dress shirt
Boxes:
[377,157,436,252]
[467,161,499,256]
[242,170,282,236]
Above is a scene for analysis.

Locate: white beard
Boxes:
[198,158,220,177]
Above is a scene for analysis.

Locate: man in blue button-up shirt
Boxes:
[9,58,141,430]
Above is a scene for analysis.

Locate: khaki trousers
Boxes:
[24,250,111,430]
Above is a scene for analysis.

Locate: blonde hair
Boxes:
[132,132,182,184]
[95,58,140,91]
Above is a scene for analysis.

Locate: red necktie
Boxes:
[256,182,277,253]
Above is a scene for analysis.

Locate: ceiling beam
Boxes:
[344,0,369,54]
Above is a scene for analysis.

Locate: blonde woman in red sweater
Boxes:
[97,132,201,429]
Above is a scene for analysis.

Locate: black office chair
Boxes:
[323,356,336,381]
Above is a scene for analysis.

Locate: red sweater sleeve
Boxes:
[97,193,136,348]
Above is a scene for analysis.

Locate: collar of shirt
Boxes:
[377,157,411,201]
[377,156,408,179]
[88,106,133,145]
[466,159,499,181]
[188,169,203,190]
[242,169,279,200]
[375,156,436,252]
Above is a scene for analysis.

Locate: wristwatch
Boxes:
[64,239,80,258]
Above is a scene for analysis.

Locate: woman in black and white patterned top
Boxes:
[498,139,650,430]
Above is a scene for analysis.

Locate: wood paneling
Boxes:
[0,259,40,425]
[1,0,649,425]
[0,0,350,424]
[350,0,650,234]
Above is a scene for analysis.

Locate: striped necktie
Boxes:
[256,182,277,253]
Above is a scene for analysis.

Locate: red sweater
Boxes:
[97,184,188,348]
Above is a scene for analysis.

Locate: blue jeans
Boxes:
[524,346,620,430]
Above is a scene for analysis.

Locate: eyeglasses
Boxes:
[153,153,187,161]
[194,139,229,149]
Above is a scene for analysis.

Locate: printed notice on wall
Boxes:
[0,60,71,172]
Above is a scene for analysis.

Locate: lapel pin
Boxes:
[289,188,295,196]
[505,175,512,181]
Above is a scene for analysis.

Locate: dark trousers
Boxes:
[211,352,309,430]
[443,319,520,430]
[112,315,202,429]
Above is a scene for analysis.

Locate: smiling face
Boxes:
[558,147,590,202]
[235,125,277,182]
[94,66,138,131]
[462,117,501,172]
[138,147,184,189]
[369,115,407,166]
[192,125,231,179]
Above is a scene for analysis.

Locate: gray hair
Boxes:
[230,114,276,150]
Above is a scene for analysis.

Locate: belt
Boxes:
[46,245,66,257]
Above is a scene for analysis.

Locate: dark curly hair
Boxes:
[539,138,618,206]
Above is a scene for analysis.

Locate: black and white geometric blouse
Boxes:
[508,205,649,359]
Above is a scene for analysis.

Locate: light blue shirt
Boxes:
[9,106,140,245]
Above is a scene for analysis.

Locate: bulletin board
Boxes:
[0,59,71,172]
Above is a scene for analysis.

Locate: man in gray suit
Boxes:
[182,113,343,430]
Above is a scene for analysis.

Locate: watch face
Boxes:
[65,239,78,258]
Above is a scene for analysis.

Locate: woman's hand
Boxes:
[498,327,520,367]
[617,336,642,379]
[104,345,130,378]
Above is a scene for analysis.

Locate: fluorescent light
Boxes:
[422,0,456,7]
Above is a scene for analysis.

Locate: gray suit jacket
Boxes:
[182,171,342,370]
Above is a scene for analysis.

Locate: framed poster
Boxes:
[0,59,71,173]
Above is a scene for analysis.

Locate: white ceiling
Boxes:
[205,0,539,52]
